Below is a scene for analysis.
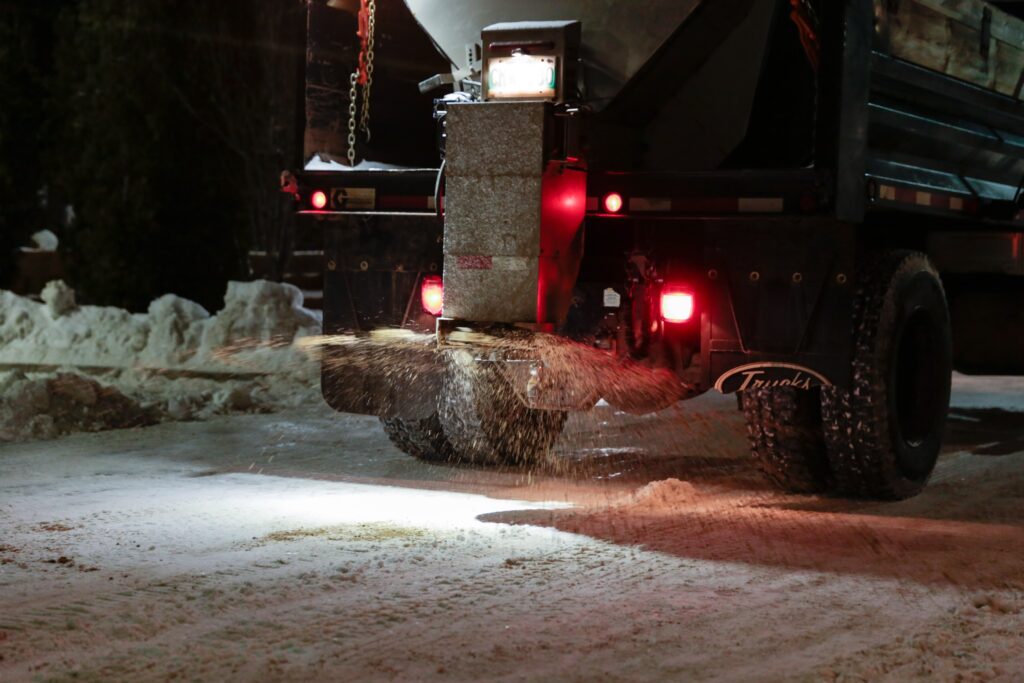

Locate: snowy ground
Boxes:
[2,377,1023,682]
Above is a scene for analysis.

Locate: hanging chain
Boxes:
[360,0,376,141]
[347,72,359,167]
[347,0,377,165]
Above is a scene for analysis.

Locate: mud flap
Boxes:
[703,221,855,393]
[311,332,444,420]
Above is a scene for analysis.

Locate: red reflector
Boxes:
[603,192,624,214]
[661,288,695,323]
[311,190,328,210]
[421,276,443,316]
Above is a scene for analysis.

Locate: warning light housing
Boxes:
[311,190,328,210]
[420,276,444,316]
[660,287,695,324]
[603,192,624,214]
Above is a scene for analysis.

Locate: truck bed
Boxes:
[858,0,1024,237]
[885,0,1024,100]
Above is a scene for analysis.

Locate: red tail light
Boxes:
[311,190,328,210]
[660,287,695,323]
[603,192,624,214]
[420,276,443,316]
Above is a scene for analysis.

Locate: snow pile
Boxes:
[0,373,157,442]
[303,154,406,172]
[628,478,701,508]
[951,372,1024,412]
[0,279,320,372]
[0,280,323,442]
[42,279,76,316]
[20,229,59,252]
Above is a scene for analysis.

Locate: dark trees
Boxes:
[0,1,64,284]
[0,0,306,310]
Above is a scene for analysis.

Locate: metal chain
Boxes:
[346,0,376,165]
[347,72,359,167]
[359,0,376,141]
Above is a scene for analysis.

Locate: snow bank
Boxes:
[21,229,59,252]
[951,372,1024,412]
[0,373,156,442]
[628,478,700,508]
[303,154,407,172]
[0,280,323,443]
[0,279,319,372]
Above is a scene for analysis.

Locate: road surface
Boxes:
[2,377,1024,681]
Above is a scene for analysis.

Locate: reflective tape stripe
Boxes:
[629,197,672,212]
[738,197,784,213]
[587,196,786,214]
[877,184,978,214]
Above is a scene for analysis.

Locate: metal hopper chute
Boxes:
[404,0,776,171]
[404,0,704,109]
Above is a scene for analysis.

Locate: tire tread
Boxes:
[439,354,567,467]
[742,388,832,493]
[820,250,949,499]
[381,414,454,463]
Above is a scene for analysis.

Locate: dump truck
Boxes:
[284,0,1024,499]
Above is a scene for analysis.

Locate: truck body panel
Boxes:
[290,0,1024,417]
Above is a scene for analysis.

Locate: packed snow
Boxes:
[950,372,1024,412]
[0,280,322,442]
[2,389,1024,680]
[20,229,59,252]
[2,274,1024,679]
[303,153,411,172]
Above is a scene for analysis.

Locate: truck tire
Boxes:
[380,414,455,463]
[438,351,567,467]
[821,251,952,499]
[741,387,832,493]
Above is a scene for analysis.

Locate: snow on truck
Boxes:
[283,0,1024,499]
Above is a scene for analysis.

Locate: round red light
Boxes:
[311,190,328,210]
[420,276,444,317]
[661,289,695,324]
[604,192,624,214]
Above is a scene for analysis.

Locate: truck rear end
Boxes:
[286,0,1024,498]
